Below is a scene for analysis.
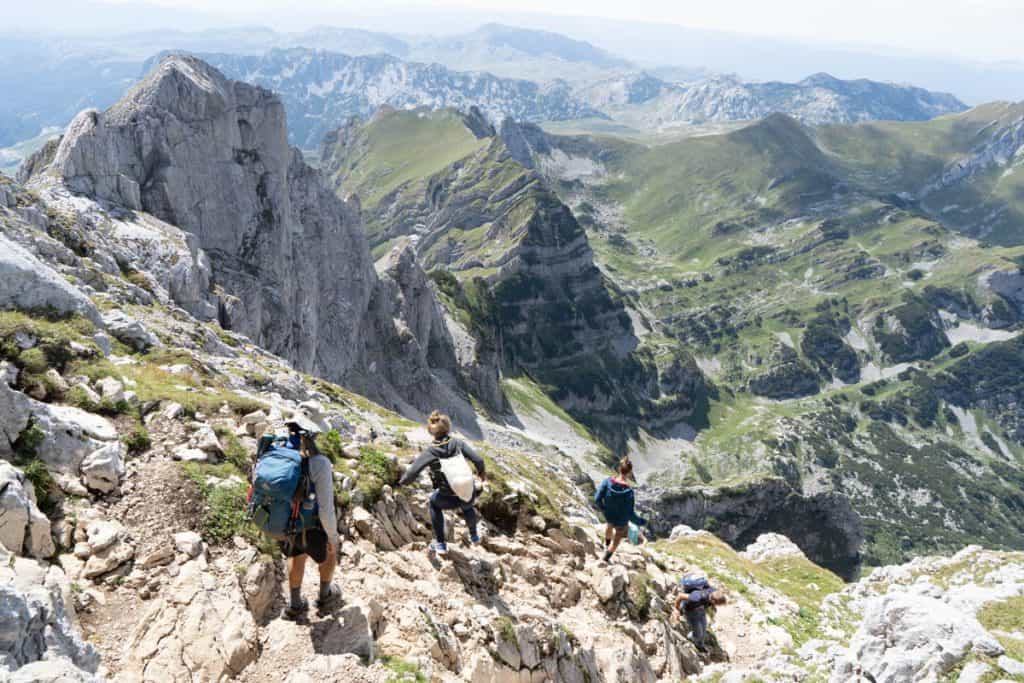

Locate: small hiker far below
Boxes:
[594,457,647,562]
[672,573,728,654]
[397,410,487,556]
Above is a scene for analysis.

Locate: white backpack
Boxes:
[439,443,476,502]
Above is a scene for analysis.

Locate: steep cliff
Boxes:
[321,108,709,449]
[20,55,478,423]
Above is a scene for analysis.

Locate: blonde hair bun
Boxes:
[427,410,451,438]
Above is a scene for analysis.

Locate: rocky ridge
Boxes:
[18,54,491,430]
[162,48,607,149]
[320,108,708,451]
[585,72,968,129]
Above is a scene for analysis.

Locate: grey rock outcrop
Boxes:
[23,54,474,420]
[101,310,161,351]
[830,592,1004,683]
[0,233,101,325]
[0,461,56,559]
[0,381,125,495]
[120,559,259,682]
[0,547,100,679]
[31,55,375,387]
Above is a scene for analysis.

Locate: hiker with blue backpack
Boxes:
[594,457,647,562]
[397,410,486,556]
[672,573,727,653]
[247,411,342,619]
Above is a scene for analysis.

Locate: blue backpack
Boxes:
[681,574,709,592]
[246,437,318,540]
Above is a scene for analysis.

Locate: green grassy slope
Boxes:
[535,107,1024,566]
[322,108,489,211]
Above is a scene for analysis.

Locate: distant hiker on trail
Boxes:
[672,574,727,653]
[594,457,647,562]
[397,410,486,556]
[247,411,342,620]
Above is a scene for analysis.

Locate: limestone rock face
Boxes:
[832,592,1004,683]
[120,560,259,682]
[25,54,475,419]
[31,55,372,386]
[644,478,864,579]
[0,461,56,559]
[364,241,489,422]
[0,233,101,325]
[0,547,100,679]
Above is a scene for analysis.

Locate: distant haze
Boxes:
[3,0,1024,103]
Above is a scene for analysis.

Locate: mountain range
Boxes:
[1,23,970,152]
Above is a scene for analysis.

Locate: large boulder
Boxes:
[0,234,101,325]
[741,533,808,563]
[6,398,126,495]
[0,547,99,678]
[101,310,161,351]
[0,461,56,559]
[119,560,258,682]
[831,591,1004,682]
[79,441,125,494]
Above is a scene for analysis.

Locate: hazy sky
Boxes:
[84,0,1023,63]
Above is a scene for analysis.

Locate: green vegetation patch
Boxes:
[179,462,276,555]
[355,445,400,506]
[978,596,1024,661]
[381,656,428,682]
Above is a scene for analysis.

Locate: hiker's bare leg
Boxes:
[609,526,627,554]
[288,554,307,589]
[318,543,337,583]
[604,524,614,545]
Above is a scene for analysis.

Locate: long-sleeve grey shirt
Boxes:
[398,436,485,496]
[308,454,339,546]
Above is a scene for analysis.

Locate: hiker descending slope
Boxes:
[594,457,647,562]
[397,411,486,555]
[247,411,342,619]
[672,573,727,653]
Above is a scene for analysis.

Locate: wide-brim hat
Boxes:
[285,410,324,435]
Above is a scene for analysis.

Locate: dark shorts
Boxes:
[279,527,328,564]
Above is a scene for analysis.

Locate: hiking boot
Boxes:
[429,541,448,555]
[316,583,343,613]
[469,532,481,545]
[283,597,309,621]
[602,550,613,562]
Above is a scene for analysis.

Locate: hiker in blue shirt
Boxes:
[594,457,647,562]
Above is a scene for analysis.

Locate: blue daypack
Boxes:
[246,437,318,540]
[681,574,709,592]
